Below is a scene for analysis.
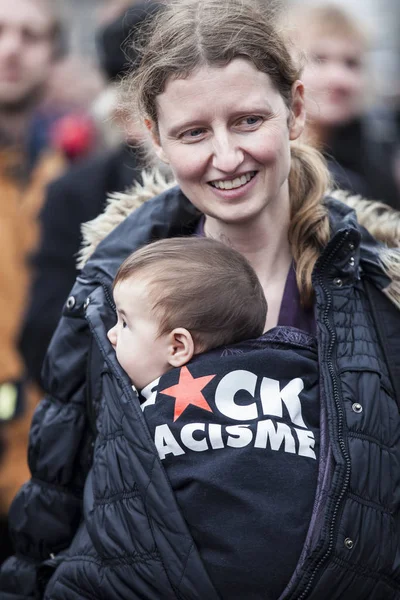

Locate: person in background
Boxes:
[284,2,400,207]
[0,0,68,564]
[27,52,104,165]
[1,0,400,597]
[18,1,160,392]
[91,0,161,149]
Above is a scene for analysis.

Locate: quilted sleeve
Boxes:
[0,282,96,598]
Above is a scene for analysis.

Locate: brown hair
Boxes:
[122,0,332,306]
[125,0,300,125]
[114,237,267,351]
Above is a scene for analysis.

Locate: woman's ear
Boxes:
[144,118,170,163]
[167,328,195,368]
[289,80,306,141]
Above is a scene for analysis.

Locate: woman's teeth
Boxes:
[211,171,255,190]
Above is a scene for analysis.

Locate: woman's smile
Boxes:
[208,170,257,190]
[207,170,258,199]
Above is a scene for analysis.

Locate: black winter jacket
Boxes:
[1,182,400,600]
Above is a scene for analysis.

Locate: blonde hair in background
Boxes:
[121,0,333,307]
[282,2,369,50]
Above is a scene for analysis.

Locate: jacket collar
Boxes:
[78,171,400,309]
[323,197,399,307]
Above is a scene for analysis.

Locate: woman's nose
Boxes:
[212,134,244,173]
[107,325,117,347]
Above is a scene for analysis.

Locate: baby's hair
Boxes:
[114,237,267,352]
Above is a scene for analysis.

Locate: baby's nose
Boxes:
[107,326,117,347]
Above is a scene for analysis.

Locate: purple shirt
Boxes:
[279,263,316,335]
[194,217,316,335]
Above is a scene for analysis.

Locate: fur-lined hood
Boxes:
[77,170,400,308]
[77,170,175,270]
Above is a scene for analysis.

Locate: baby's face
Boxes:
[107,278,171,390]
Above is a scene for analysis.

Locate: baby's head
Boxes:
[107,237,267,390]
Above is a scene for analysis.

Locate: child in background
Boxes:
[107,237,320,600]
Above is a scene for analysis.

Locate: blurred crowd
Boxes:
[0,0,399,565]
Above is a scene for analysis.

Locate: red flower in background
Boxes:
[51,114,96,160]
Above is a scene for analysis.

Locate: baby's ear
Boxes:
[167,328,194,368]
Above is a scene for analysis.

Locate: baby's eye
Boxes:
[122,320,127,329]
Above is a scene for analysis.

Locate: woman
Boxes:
[284,3,400,207]
[1,0,400,598]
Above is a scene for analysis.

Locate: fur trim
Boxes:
[330,189,400,249]
[379,248,400,309]
[330,189,400,309]
[77,175,400,309]
[77,169,174,269]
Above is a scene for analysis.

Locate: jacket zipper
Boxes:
[102,281,116,311]
[84,281,115,451]
[296,232,352,600]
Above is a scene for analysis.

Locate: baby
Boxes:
[107,237,267,390]
[108,237,320,600]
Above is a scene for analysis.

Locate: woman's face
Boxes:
[148,59,305,227]
[301,34,366,127]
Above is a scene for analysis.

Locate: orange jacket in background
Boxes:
[0,148,65,514]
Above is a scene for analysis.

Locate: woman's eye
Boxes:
[180,128,206,141]
[245,116,261,125]
[311,53,328,64]
[345,57,362,70]
[238,116,263,128]
[22,28,42,44]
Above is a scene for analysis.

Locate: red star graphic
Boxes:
[160,366,216,422]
